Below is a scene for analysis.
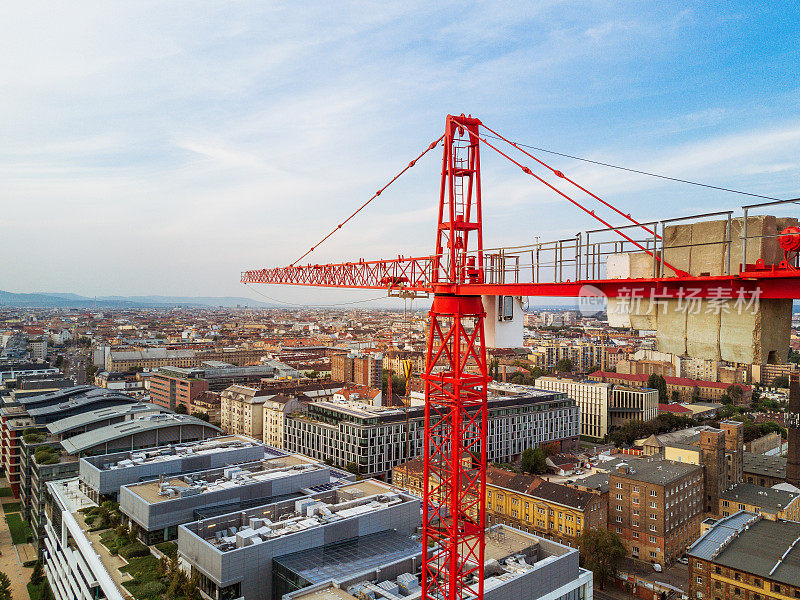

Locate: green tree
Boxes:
[0,572,12,600]
[489,359,500,381]
[772,375,789,389]
[345,462,360,476]
[183,573,202,600]
[691,385,701,402]
[670,390,680,403]
[192,411,210,422]
[646,374,668,403]
[174,403,188,415]
[727,384,744,405]
[381,369,406,398]
[30,560,44,585]
[307,370,319,379]
[577,528,626,590]
[555,359,574,373]
[520,447,547,474]
[85,364,99,381]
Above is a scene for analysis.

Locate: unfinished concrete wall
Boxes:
[605,216,796,364]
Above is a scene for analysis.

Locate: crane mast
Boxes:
[422,115,490,600]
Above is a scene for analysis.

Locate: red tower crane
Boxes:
[243,114,800,600]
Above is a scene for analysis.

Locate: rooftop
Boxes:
[124,455,319,504]
[688,512,800,588]
[743,452,786,478]
[610,457,701,485]
[60,413,221,454]
[197,480,411,552]
[86,435,267,471]
[720,482,799,514]
[46,402,170,435]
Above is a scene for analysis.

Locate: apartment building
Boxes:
[688,512,800,600]
[106,347,282,371]
[609,458,704,565]
[330,351,383,387]
[220,385,272,439]
[536,377,611,439]
[149,368,209,411]
[743,453,787,487]
[287,384,579,480]
[535,377,657,439]
[528,341,601,373]
[261,394,306,448]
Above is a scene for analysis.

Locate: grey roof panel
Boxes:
[46,403,171,435]
[60,415,221,454]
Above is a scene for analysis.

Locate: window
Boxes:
[632,532,639,539]
[616,505,622,512]
[772,585,781,594]
[722,500,729,507]
[616,516,622,523]
[696,577,703,584]
[650,551,657,558]
[651,490,657,496]
[616,494,623,500]
[616,483,623,489]
[649,535,656,543]
[633,486,639,493]
[650,525,657,532]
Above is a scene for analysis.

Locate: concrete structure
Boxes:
[282,527,592,600]
[688,511,800,600]
[286,384,579,480]
[719,482,800,521]
[120,455,332,544]
[78,435,271,500]
[609,457,704,565]
[607,216,796,364]
[149,368,209,411]
[0,362,58,384]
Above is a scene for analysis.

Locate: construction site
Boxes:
[242,114,800,600]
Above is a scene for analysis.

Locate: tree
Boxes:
[30,560,44,585]
[577,528,626,590]
[0,572,12,600]
[183,573,202,600]
[489,359,500,381]
[772,375,789,389]
[344,462,360,475]
[670,390,680,403]
[192,411,210,422]
[520,447,547,474]
[85,364,99,381]
[555,359,574,373]
[691,385,701,403]
[647,374,668,403]
[174,403,188,415]
[727,384,744,406]
[307,370,319,379]
[381,369,406,398]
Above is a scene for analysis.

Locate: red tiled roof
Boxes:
[589,371,751,392]
[658,403,693,414]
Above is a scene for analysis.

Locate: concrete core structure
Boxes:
[607,215,796,364]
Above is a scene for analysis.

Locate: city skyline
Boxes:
[1,2,798,306]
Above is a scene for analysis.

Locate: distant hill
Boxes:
[0,290,273,308]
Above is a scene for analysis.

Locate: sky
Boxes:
[1,1,799,306]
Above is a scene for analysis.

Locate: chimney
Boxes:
[786,373,800,487]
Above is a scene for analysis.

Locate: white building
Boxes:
[536,377,611,439]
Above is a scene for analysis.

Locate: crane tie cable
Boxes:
[482,133,783,202]
[291,135,445,266]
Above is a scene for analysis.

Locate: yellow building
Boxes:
[719,482,800,521]
[392,460,606,548]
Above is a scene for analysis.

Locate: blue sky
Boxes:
[1,2,798,305]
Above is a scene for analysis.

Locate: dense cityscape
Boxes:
[2,5,799,600]
[0,296,798,600]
